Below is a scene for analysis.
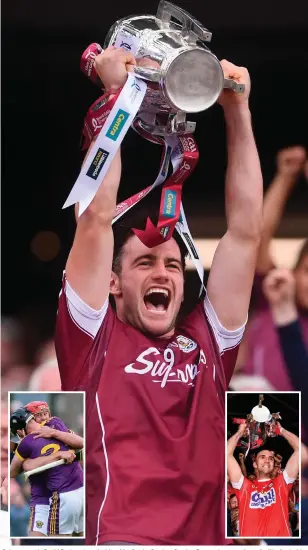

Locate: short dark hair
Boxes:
[230,494,237,500]
[294,239,308,269]
[255,447,274,459]
[112,189,188,274]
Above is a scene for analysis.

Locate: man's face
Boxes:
[230,495,238,510]
[253,450,275,477]
[295,255,308,310]
[33,411,50,423]
[26,419,41,434]
[111,236,184,338]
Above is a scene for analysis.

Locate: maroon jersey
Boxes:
[56,276,244,544]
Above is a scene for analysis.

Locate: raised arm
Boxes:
[206,61,263,330]
[66,48,136,309]
[256,146,306,274]
[263,268,308,430]
[278,423,300,479]
[238,453,247,478]
[227,423,247,484]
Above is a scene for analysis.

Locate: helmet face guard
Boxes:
[10,407,34,436]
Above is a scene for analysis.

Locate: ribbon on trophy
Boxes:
[233,395,282,458]
[63,1,245,288]
[64,43,205,289]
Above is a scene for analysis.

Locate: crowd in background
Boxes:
[2,145,307,396]
[1,145,308,543]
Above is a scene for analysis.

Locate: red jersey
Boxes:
[232,471,295,537]
[55,275,244,545]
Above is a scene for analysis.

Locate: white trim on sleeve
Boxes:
[283,469,296,485]
[65,277,109,338]
[204,292,246,354]
[231,475,244,490]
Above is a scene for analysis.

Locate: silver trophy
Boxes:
[104,0,244,135]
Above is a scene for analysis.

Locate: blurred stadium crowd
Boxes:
[1,145,308,543]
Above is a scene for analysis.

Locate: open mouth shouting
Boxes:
[143,287,171,314]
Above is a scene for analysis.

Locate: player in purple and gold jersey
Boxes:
[10,407,84,537]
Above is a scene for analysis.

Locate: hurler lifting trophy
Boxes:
[63,1,244,281]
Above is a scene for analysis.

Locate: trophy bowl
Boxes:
[103,1,242,133]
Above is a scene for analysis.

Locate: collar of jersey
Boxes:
[40,416,54,426]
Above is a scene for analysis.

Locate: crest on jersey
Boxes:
[176,335,197,353]
[36,520,43,528]
[249,487,276,509]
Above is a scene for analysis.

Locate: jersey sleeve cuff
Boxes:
[231,475,244,490]
[65,275,109,319]
[204,292,247,354]
[283,469,296,485]
[15,450,25,461]
[63,274,109,338]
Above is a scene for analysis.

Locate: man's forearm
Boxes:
[223,104,263,242]
[23,452,61,472]
[53,430,83,449]
[271,302,298,326]
[78,146,122,223]
[239,458,247,477]
[256,174,297,272]
[281,427,299,451]
[66,147,121,309]
[227,430,243,455]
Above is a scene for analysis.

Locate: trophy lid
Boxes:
[251,405,272,423]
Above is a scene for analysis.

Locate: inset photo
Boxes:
[226,392,300,539]
[9,392,85,539]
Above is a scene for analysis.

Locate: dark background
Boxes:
[227,392,300,468]
[2,0,308,329]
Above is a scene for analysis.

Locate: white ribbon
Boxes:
[63,73,147,215]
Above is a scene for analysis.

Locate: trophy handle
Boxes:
[156,0,212,44]
[133,66,161,82]
[224,78,245,93]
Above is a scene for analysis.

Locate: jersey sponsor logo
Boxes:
[176,335,197,353]
[124,346,205,388]
[106,109,129,141]
[249,487,276,509]
[86,148,109,180]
